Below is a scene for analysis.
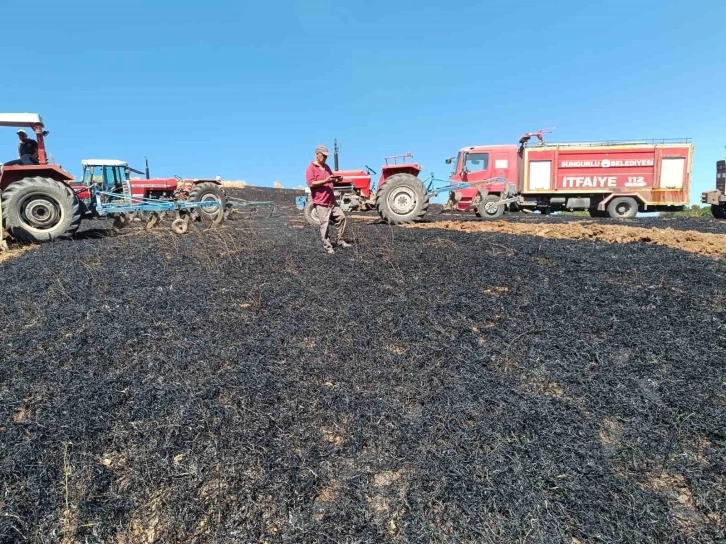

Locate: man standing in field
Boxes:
[305,144,351,254]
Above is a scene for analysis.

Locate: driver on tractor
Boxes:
[3,129,39,166]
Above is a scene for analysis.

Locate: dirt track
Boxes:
[1,187,724,543]
[408,219,726,257]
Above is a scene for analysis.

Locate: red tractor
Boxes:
[297,139,430,225]
[0,113,82,242]
[72,158,227,226]
[0,113,228,243]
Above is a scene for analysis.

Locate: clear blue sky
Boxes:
[1,1,723,203]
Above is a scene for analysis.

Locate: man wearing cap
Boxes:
[305,144,351,254]
[3,130,39,166]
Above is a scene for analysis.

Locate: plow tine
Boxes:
[223,198,276,220]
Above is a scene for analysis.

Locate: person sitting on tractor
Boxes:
[305,144,351,254]
[3,130,39,166]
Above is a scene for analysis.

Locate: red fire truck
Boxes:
[446,131,693,219]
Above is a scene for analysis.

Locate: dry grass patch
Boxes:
[0,243,36,264]
[407,220,726,256]
[221,180,247,188]
[599,417,623,447]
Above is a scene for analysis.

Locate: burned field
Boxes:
[1,188,725,543]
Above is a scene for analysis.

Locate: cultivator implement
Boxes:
[94,189,223,234]
[425,175,520,216]
[223,196,276,220]
[95,182,275,235]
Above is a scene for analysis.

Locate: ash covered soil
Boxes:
[1,187,725,543]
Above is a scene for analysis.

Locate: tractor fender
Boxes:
[0,164,74,191]
[378,164,424,187]
[191,178,223,186]
[169,178,223,195]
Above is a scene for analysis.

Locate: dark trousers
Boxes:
[3,154,39,166]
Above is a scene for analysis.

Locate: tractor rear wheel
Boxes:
[711,204,726,220]
[1,177,81,242]
[188,182,227,224]
[375,173,429,224]
[304,200,321,226]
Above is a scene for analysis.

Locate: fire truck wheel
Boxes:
[1,177,82,243]
[475,195,506,219]
[375,173,429,224]
[607,197,639,219]
[711,205,726,220]
[304,200,321,226]
[188,182,227,224]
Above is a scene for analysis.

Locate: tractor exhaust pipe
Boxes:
[145,157,150,179]
[334,139,339,171]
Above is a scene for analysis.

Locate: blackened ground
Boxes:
[0,187,724,543]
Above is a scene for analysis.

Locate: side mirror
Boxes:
[445,158,452,164]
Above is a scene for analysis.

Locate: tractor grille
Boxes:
[122,179,134,203]
[717,160,726,193]
[333,183,356,194]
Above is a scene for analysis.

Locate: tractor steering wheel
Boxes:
[365,165,377,175]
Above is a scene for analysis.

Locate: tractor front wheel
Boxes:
[304,200,322,227]
[188,182,227,225]
[375,173,429,224]
[1,177,82,242]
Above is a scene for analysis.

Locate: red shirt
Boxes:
[305,161,336,206]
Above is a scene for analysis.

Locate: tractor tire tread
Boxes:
[375,173,429,224]
[188,182,227,223]
[1,176,81,242]
[304,200,321,227]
